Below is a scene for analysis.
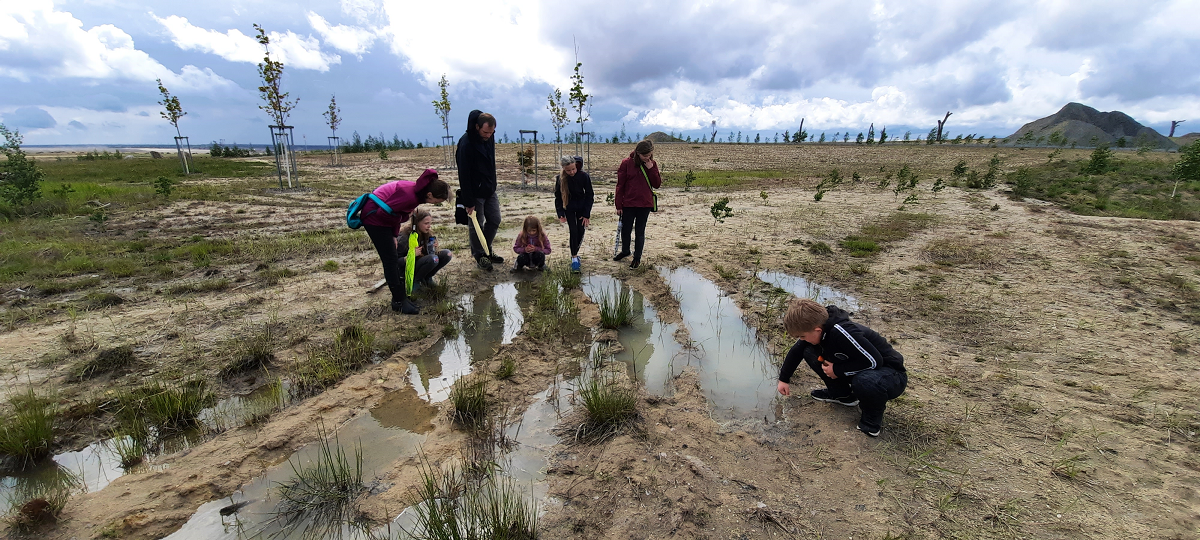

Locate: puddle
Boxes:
[1,382,291,506]
[166,283,532,539]
[757,270,861,311]
[581,275,683,395]
[409,282,529,403]
[661,267,780,422]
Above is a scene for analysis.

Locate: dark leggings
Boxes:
[413,250,452,282]
[619,207,652,263]
[805,355,907,431]
[364,224,407,304]
[564,211,587,257]
[516,251,546,269]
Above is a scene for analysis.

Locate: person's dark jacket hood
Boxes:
[455,109,496,203]
[776,304,905,383]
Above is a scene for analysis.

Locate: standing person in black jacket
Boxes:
[456,110,502,272]
[776,298,907,437]
[555,155,594,273]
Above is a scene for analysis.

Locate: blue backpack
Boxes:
[346,193,393,229]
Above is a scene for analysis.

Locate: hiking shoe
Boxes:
[810,389,859,407]
[570,257,581,273]
[857,423,880,437]
[476,256,493,272]
[391,299,419,315]
[488,254,505,264]
[613,251,630,262]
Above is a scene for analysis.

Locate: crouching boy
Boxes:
[776,298,907,437]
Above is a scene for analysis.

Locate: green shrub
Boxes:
[0,125,44,207]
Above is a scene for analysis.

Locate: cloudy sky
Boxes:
[2,0,1198,147]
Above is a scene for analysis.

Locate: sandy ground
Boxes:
[2,144,1198,539]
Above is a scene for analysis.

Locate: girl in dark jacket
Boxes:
[613,140,662,268]
[554,155,594,272]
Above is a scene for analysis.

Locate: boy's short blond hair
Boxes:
[784,298,828,335]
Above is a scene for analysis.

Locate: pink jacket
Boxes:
[361,168,438,236]
[512,232,552,255]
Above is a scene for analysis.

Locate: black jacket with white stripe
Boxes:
[777,306,905,383]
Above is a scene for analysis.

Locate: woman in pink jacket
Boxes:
[361,168,449,314]
[613,140,662,269]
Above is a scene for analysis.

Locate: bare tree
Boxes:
[1170,120,1186,138]
[936,111,952,143]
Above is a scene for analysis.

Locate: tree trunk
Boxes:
[936,111,952,142]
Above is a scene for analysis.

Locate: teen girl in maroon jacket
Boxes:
[613,140,662,268]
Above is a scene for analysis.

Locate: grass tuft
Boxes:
[576,372,638,443]
[0,387,57,470]
[274,423,366,536]
[3,471,75,533]
[219,325,276,377]
[597,286,634,329]
[494,357,516,380]
[74,344,137,379]
[112,380,214,436]
[450,377,489,429]
[405,457,538,540]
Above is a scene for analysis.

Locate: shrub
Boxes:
[0,125,44,207]
[1084,145,1115,175]
[153,176,175,198]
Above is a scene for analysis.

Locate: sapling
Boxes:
[710,197,733,223]
[684,170,696,191]
[0,124,44,206]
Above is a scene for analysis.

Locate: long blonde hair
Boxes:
[516,215,546,248]
[559,156,574,207]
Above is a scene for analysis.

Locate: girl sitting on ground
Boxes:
[512,215,551,271]
[397,208,453,292]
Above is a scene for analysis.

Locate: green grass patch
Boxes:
[167,279,230,295]
[449,376,489,429]
[274,423,365,536]
[74,344,137,379]
[219,325,276,377]
[408,458,538,539]
[597,286,634,329]
[1005,155,1200,220]
[576,372,638,443]
[662,169,784,189]
[111,380,215,436]
[841,212,935,257]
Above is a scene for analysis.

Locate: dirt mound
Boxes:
[1172,132,1200,147]
[1007,102,1176,149]
[644,131,683,143]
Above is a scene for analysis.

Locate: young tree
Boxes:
[324,95,341,137]
[878,127,888,145]
[0,124,44,206]
[432,74,451,139]
[569,60,590,141]
[546,88,569,158]
[254,24,297,127]
[157,79,186,138]
[856,132,865,144]
[818,132,826,143]
[157,78,191,173]
[866,123,875,144]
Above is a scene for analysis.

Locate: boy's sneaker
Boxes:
[391,299,419,315]
[857,423,880,437]
[570,257,581,273]
[488,254,505,264]
[810,389,859,407]
[613,251,630,262]
[476,255,493,272]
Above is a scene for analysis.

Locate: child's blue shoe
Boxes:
[570,256,581,273]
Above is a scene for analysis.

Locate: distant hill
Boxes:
[644,131,683,143]
[1006,102,1176,149]
[1172,132,1200,147]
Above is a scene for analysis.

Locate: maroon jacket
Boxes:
[361,168,438,236]
[614,151,662,211]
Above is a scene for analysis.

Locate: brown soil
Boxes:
[2,144,1197,539]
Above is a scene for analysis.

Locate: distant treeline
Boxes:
[340,131,426,153]
[209,142,266,158]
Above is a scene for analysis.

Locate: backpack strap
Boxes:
[367,193,394,215]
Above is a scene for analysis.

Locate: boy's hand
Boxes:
[777,381,790,396]
[821,360,837,379]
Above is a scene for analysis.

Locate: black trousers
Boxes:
[563,211,587,257]
[516,251,545,269]
[619,207,652,263]
[364,224,407,304]
[413,250,452,283]
[466,194,501,259]
[805,355,907,431]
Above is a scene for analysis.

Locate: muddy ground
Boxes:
[2,143,1198,539]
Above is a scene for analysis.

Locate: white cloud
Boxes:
[0,1,235,91]
[154,14,341,71]
[306,12,377,57]
[378,0,569,88]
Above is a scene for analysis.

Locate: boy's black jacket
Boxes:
[455,109,496,202]
[778,306,905,382]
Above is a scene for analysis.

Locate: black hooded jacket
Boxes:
[777,306,905,382]
[455,110,497,203]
